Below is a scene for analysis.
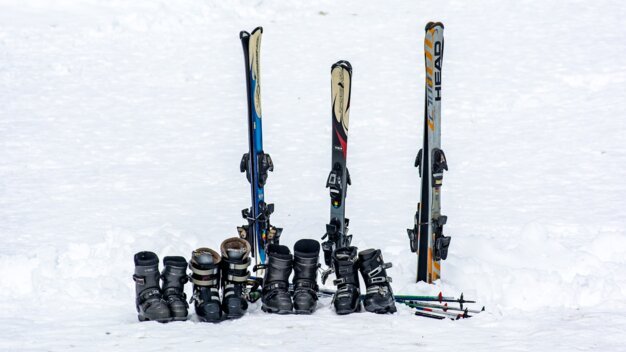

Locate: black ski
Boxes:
[321,60,353,272]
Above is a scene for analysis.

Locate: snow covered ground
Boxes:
[1,0,625,350]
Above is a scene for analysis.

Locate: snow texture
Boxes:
[1,0,625,351]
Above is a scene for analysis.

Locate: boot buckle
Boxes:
[369,276,388,284]
[132,274,146,285]
[333,277,346,285]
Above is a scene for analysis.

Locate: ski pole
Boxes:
[411,305,468,319]
[414,310,457,320]
[395,292,476,305]
[402,301,484,314]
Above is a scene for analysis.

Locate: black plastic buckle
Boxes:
[132,274,145,285]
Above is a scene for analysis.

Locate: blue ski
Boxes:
[237,27,282,277]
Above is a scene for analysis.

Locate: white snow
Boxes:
[1,0,625,351]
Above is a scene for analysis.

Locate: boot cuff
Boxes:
[163,256,187,268]
[191,247,221,268]
[294,239,320,258]
[220,237,251,259]
[268,244,292,260]
[134,251,158,266]
[358,248,379,262]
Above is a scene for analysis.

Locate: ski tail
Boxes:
[322,60,353,270]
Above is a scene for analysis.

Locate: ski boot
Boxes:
[331,246,361,315]
[133,251,171,322]
[358,249,396,314]
[161,256,189,321]
[292,239,320,314]
[189,247,222,322]
[220,237,251,319]
[262,244,293,314]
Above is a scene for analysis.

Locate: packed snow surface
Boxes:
[1,0,625,351]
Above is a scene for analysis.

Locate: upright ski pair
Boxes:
[237,27,281,277]
[321,61,353,269]
[407,22,452,283]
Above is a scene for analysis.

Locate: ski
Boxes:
[321,60,353,274]
[410,304,469,319]
[401,301,484,314]
[237,27,282,277]
[407,22,451,283]
[414,311,448,320]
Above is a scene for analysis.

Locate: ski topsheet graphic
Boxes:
[237,27,281,277]
[321,60,353,269]
[407,22,451,283]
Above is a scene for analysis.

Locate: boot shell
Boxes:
[262,244,293,314]
[133,251,171,322]
[293,239,320,314]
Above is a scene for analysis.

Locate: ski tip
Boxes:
[425,22,444,31]
[337,60,352,69]
[240,27,262,39]
[331,60,352,74]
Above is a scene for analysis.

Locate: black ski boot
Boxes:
[189,247,222,322]
[220,237,251,319]
[161,256,189,321]
[133,251,171,322]
[292,239,320,314]
[358,249,397,314]
[332,246,361,315]
[262,244,293,314]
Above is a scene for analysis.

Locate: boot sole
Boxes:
[335,302,362,315]
[197,316,222,323]
[224,313,245,319]
[262,306,293,314]
[138,315,173,323]
[364,303,397,314]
